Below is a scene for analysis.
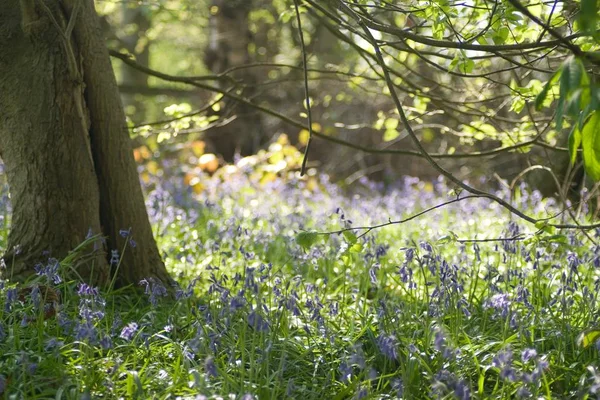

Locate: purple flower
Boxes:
[354,387,368,399]
[34,258,62,284]
[78,289,106,322]
[405,248,415,263]
[139,278,168,306]
[100,335,113,349]
[454,379,470,400]
[392,378,403,397]
[77,283,99,297]
[486,293,511,317]
[369,264,379,285]
[420,242,433,253]
[349,345,366,370]
[248,310,269,332]
[57,312,73,334]
[30,285,41,310]
[516,386,531,398]
[204,356,218,378]
[339,360,352,383]
[492,348,513,368]
[27,362,38,375]
[119,322,138,341]
[500,367,517,382]
[377,334,398,360]
[521,348,537,363]
[75,321,98,343]
[110,250,120,265]
[4,287,17,312]
[434,330,455,359]
[45,337,64,351]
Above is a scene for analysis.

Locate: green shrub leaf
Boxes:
[577,328,600,348]
[568,125,582,166]
[343,230,358,245]
[296,231,319,250]
[581,111,600,181]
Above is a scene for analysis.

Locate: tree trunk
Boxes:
[0,0,172,288]
[204,0,265,161]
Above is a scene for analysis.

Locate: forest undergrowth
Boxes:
[1,154,600,399]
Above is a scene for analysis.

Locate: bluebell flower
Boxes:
[110,249,120,265]
[204,356,217,378]
[392,378,403,397]
[377,334,398,360]
[420,242,433,253]
[57,312,73,334]
[454,379,470,400]
[354,387,368,399]
[433,329,456,359]
[139,278,168,306]
[248,310,269,332]
[486,293,511,317]
[75,321,98,343]
[404,248,415,263]
[516,386,531,398]
[521,348,537,363]
[4,287,17,312]
[369,264,380,285]
[492,348,513,368]
[119,322,138,341]
[100,335,113,349]
[339,360,352,383]
[500,367,518,382]
[44,337,64,351]
[34,258,62,284]
[77,283,99,297]
[349,345,366,370]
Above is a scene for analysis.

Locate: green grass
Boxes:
[1,170,600,399]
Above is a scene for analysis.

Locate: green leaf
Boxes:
[568,125,582,166]
[541,234,567,243]
[437,231,457,244]
[349,243,363,253]
[535,69,560,110]
[383,129,400,142]
[581,111,600,181]
[343,230,358,245]
[534,221,547,230]
[534,81,552,110]
[459,58,474,74]
[579,0,598,34]
[296,231,319,250]
[556,62,573,131]
[566,59,583,94]
[492,26,509,44]
[577,328,600,348]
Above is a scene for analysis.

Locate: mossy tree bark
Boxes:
[0,0,173,288]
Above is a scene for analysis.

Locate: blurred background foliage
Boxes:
[99,0,600,204]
